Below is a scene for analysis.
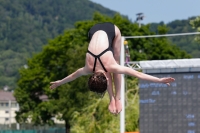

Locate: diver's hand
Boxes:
[50,80,62,89]
[159,77,175,86]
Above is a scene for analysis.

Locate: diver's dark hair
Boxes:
[88,72,107,94]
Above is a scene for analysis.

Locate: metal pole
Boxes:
[9,100,11,128]
[16,103,20,130]
[138,20,141,28]
[120,37,125,133]
[124,32,200,39]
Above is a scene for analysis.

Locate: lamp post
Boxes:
[136,13,144,28]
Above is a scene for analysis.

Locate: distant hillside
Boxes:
[150,17,200,57]
[0,0,117,90]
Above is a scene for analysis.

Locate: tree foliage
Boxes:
[14,13,191,132]
[190,16,200,42]
[150,17,200,57]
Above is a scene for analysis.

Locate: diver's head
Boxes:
[88,72,107,95]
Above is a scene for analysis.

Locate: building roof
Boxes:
[39,95,48,101]
[0,91,16,101]
[128,58,200,73]
[139,59,200,69]
[0,91,48,102]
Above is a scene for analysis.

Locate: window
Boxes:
[5,110,9,113]
[5,118,9,121]
[5,103,9,107]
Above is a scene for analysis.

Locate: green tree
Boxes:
[14,13,191,133]
[150,17,200,58]
[190,16,200,42]
[15,27,90,132]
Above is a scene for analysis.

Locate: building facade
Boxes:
[0,91,64,129]
[0,91,19,127]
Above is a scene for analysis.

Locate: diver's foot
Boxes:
[108,97,116,114]
[115,98,122,114]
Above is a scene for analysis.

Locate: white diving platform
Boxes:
[127,58,200,73]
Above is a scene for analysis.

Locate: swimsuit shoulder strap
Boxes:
[87,48,110,72]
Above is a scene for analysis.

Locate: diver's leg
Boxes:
[106,72,116,114]
[112,25,122,114]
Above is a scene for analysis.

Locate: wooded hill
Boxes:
[150,17,200,57]
[0,0,199,90]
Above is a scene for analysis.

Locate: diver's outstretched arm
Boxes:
[111,65,175,85]
[50,67,89,89]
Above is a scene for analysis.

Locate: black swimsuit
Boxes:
[87,22,116,72]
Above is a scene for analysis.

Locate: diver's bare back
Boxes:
[86,31,116,72]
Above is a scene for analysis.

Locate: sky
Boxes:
[90,0,200,24]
